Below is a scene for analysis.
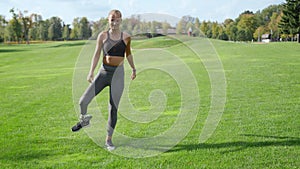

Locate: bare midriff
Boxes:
[103,55,124,66]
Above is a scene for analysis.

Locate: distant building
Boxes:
[261,34,271,43]
[156,28,177,35]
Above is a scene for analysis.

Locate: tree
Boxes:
[211,22,219,39]
[48,17,62,40]
[78,17,91,39]
[200,20,209,37]
[229,24,238,41]
[28,13,43,41]
[194,17,200,30]
[92,18,108,38]
[128,15,140,34]
[255,5,282,26]
[268,12,281,41]
[71,18,80,39]
[162,21,170,35]
[0,15,6,42]
[48,24,55,40]
[192,17,201,36]
[62,24,70,40]
[29,25,38,40]
[235,10,254,23]
[176,18,184,34]
[176,16,194,35]
[237,29,248,41]
[38,20,49,41]
[253,26,268,41]
[205,21,213,38]
[218,25,228,40]
[18,10,32,44]
[150,21,157,35]
[237,13,258,41]
[8,9,22,43]
[279,0,300,42]
[132,24,139,35]
[224,19,235,41]
[139,20,148,34]
[5,20,16,42]
[122,18,133,35]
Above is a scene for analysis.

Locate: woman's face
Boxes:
[108,14,122,30]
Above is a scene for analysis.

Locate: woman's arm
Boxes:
[87,32,104,83]
[125,36,136,80]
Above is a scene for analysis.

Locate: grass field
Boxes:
[0,37,299,168]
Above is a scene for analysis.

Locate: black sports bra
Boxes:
[103,31,126,57]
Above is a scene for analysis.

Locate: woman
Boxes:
[71,9,136,150]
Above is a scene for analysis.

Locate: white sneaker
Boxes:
[105,140,116,151]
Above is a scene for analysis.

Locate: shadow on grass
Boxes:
[0,49,27,53]
[168,134,300,154]
[0,136,97,162]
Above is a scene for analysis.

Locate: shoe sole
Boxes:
[105,143,116,151]
[106,145,116,151]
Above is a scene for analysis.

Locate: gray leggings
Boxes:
[79,64,124,136]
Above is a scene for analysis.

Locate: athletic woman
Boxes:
[71,9,136,150]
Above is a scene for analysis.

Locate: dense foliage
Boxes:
[279,0,300,42]
[0,0,298,43]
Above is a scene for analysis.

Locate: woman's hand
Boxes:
[87,72,94,83]
[131,69,136,80]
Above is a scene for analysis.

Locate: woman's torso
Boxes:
[102,31,127,66]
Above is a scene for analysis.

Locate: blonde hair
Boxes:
[108,9,122,18]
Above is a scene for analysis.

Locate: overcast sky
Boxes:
[1,0,285,24]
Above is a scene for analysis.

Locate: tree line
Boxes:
[0,0,299,43]
[185,0,299,42]
[0,8,92,44]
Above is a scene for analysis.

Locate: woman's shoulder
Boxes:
[97,31,109,40]
[122,32,131,39]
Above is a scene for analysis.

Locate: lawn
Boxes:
[0,37,299,168]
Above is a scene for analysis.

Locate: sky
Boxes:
[0,0,285,24]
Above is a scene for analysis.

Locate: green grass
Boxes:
[0,38,299,168]
[132,36,181,49]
